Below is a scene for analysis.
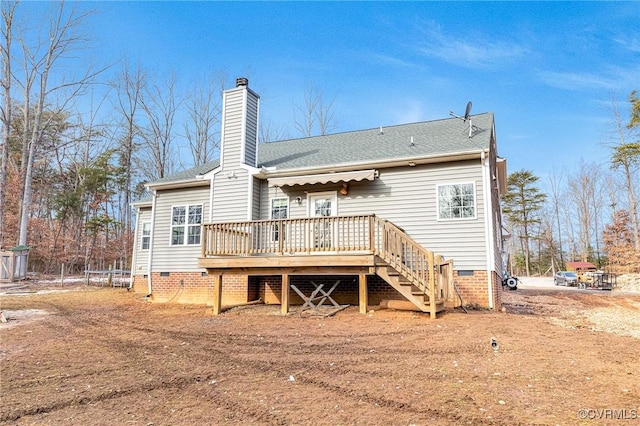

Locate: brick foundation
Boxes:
[131,275,149,294]
[132,272,249,305]
[454,270,502,310]
[131,269,501,310]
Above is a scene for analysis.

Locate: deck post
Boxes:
[368,215,375,252]
[428,251,436,319]
[210,273,222,315]
[281,273,290,315]
[359,273,368,314]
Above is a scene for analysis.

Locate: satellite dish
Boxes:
[449,101,477,138]
[464,101,472,121]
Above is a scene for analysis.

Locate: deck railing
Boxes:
[202,215,375,256]
[201,215,453,305]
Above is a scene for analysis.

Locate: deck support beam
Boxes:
[281,273,290,316]
[359,273,368,314]
[428,251,436,319]
[209,273,223,315]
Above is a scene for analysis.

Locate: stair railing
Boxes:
[371,216,444,304]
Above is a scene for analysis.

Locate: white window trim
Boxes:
[141,221,151,250]
[436,182,477,221]
[270,196,289,242]
[270,196,290,220]
[307,191,338,217]
[170,204,203,246]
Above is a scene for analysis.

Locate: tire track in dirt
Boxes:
[1,373,290,425]
[0,296,550,425]
[72,322,506,425]
[2,303,290,426]
[2,303,337,424]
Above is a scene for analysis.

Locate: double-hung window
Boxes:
[141,222,151,250]
[271,198,288,241]
[437,183,476,220]
[171,204,203,245]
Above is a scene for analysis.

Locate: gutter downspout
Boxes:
[247,174,254,220]
[481,150,494,310]
[147,190,158,296]
[209,176,215,222]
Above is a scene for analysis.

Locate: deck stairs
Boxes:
[372,217,449,317]
[375,264,445,314]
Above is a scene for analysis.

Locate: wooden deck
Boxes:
[199,215,456,318]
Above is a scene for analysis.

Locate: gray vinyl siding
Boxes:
[134,207,152,275]
[252,176,262,220]
[211,168,251,222]
[221,89,244,167]
[221,87,259,169]
[151,186,210,272]
[243,94,259,167]
[259,160,488,270]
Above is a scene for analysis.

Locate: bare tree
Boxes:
[547,172,565,270]
[293,83,337,137]
[183,73,222,166]
[0,0,17,248]
[13,2,99,247]
[590,165,607,266]
[316,90,337,135]
[138,72,180,181]
[259,120,290,144]
[567,162,600,262]
[111,62,145,227]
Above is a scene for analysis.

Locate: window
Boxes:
[271,198,288,220]
[271,198,288,241]
[437,183,476,220]
[141,222,151,250]
[171,204,202,245]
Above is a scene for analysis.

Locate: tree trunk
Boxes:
[0,1,16,249]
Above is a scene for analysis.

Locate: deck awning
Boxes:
[267,169,377,187]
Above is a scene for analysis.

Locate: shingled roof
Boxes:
[148,158,221,187]
[147,112,494,187]
[260,113,493,170]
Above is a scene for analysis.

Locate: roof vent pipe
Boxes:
[236,77,248,87]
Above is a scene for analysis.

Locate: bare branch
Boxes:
[183,72,223,166]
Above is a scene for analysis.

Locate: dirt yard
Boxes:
[1,279,639,425]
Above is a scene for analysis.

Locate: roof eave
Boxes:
[257,150,486,178]
[131,200,152,208]
[146,178,211,191]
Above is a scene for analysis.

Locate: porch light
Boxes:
[340,182,348,196]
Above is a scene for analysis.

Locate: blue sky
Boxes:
[40,2,640,179]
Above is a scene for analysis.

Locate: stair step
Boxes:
[375,252,447,317]
[386,267,400,276]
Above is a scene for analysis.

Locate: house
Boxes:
[130,77,508,318]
